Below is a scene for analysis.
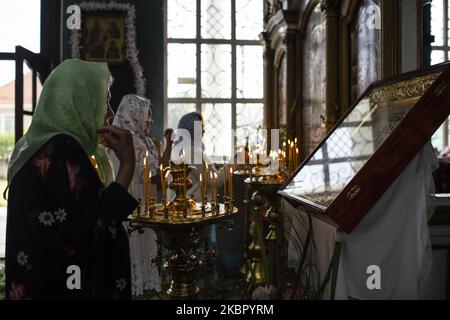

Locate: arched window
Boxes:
[350,0,381,103]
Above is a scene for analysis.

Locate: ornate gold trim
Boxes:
[368,73,441,104]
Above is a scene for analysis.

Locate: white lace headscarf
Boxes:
[112,94,159,176]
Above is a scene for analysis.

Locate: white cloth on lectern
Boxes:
[337,143,436,299]
[283,143,437,299]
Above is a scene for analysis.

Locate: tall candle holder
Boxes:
[166,163,197,216]
[128,160,238,299]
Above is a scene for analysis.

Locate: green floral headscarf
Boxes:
[7,58,114,185]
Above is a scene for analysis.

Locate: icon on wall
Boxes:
[82,13,126,63]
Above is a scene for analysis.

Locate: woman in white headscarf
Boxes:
[109,94,172,296]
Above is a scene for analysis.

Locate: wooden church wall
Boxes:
[263,0,402,160]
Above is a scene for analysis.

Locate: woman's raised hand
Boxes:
[98,126,135,164]
[98,126,135,189]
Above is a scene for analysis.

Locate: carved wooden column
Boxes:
[295,30,303,150]
[264,9,298,133]
[261,31,275,129]
[381,0,401,79]
[322,0,340,130]
[283,10,299,136]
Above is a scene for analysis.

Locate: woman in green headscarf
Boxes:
[5,59,138,300]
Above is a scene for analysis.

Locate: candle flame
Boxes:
[199,174,202,183]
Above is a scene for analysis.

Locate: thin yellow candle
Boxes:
[164,171,170,207]
[291,142,295,172]
[213,172,218,203]
[204,162,208,201]
[200,173,204,204]
[223,162,227,198]
[287,144,290,172]
[148,171,152,204]
[229,167,233,199]
[160,164,164,204]
[288,145,291,173]
[210,171,214,202]
[180,149,187,203]
[292,143,295,172]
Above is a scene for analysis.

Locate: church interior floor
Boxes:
[135,265,249,300]
[0,259,249,300]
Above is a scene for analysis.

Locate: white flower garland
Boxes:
[70,1,146,96]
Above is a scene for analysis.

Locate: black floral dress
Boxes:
[5,134,138,299]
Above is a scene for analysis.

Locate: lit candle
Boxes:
[183,161,187,207]
[292,142,295,172]
[200,173,204,204]
[164,171,170,207]
[288,145,291,173]
[229,167,233,199]
[160,164,164,204]
[223,162,227,199]
[204,162,208,195]
[148,171,152,205]
[213,172,218,203]
[210,171,214,202]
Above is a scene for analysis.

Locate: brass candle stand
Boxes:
[129,162,238,299]
[243,170,286,286]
